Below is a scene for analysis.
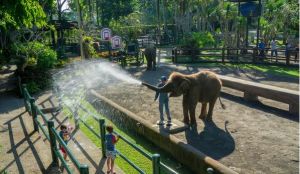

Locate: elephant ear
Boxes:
[178,79,190,94]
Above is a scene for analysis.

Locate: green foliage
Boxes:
[12,41,57,70]
[261,0,299,41]
[99,0,135,26]
[0,0,46,31]
[83,36,97,58]
[55,59,68,68]
[179,32,215,48]
[26,81,40,94]
[109,12,143,42]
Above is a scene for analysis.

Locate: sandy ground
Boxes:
[95,62,299,174]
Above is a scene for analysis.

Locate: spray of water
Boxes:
[52,59,142,119]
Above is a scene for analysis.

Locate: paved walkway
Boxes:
[0,90,124,174]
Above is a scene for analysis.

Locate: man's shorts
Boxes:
[106,150,117,160]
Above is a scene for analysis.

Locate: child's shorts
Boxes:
[60,146,67,154]
[106,150,117,160]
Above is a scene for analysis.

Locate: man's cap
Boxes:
[160,76,167,81]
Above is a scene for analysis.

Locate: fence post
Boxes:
[152,154,160,174]
[222,48,225,64]
[174,48,177,63]
[18,76,23,98]
[22,84,29,111]
[29,98,39,132]
[171,49,175,63]
[48,120,59,166]
[99,118,106,158]
[79,164,89,174]
[286,51,290,65]
[252,48,257,63]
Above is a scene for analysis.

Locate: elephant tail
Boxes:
[219,97,226,109]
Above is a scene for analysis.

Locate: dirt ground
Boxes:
[95,62,299,174]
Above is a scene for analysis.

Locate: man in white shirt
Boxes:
[270,39,278,62]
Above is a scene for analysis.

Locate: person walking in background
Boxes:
[258,40,266,60]
[270,39,278,62]
[155,76,172,126]
[285,42,291,58]
[105,125,119,174]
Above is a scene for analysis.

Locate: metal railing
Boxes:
[69,104,179,174]
[21,84,89,174]
[19,80,215,174]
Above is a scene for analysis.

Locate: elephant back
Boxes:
[196,71,222,101]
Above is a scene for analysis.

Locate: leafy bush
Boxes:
[12,41,56,93]
[109,12,143,42]
[26,81,40,94]
[12,41,57,70]
[179,32,216,48]
[83,36,97,58]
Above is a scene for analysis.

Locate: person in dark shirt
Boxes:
[258,40,266,58]
[105,125,119,174]
[155,76,171,125]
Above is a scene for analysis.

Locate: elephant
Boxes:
[144,47,156,70]
[158,70,225,125]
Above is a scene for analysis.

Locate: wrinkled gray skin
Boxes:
[159,71,223,125]
[144,47,156,70]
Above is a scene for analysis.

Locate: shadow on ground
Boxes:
[185,120,235,160]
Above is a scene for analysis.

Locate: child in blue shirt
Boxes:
[105,125,119,174]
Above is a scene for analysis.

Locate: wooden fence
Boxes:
[171,47,299,66]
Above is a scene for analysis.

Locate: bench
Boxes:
[218,75,299,115]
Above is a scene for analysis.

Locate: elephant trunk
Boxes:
[159,82,173,93]
[141,82,159,91]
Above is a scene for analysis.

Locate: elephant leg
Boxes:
[189,103,197,126]
[152,56,156,70]
[146,58,151,70]
[199,103,207,120]
[182,95,189,124]
[206,98,217,121]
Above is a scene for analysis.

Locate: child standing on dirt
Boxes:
[105,125,119,174]
[155,76,172,126]
[59,124,73,161]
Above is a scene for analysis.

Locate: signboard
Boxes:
[101,28,112,40]
[240,2,261,17]
[111,36,122,49]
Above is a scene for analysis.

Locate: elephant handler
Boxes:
[155,76,172,125]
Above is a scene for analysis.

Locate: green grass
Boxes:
[161,55,299,78]
[175,61,299,78]
[63,100,191,174]
[235,64,299,78]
